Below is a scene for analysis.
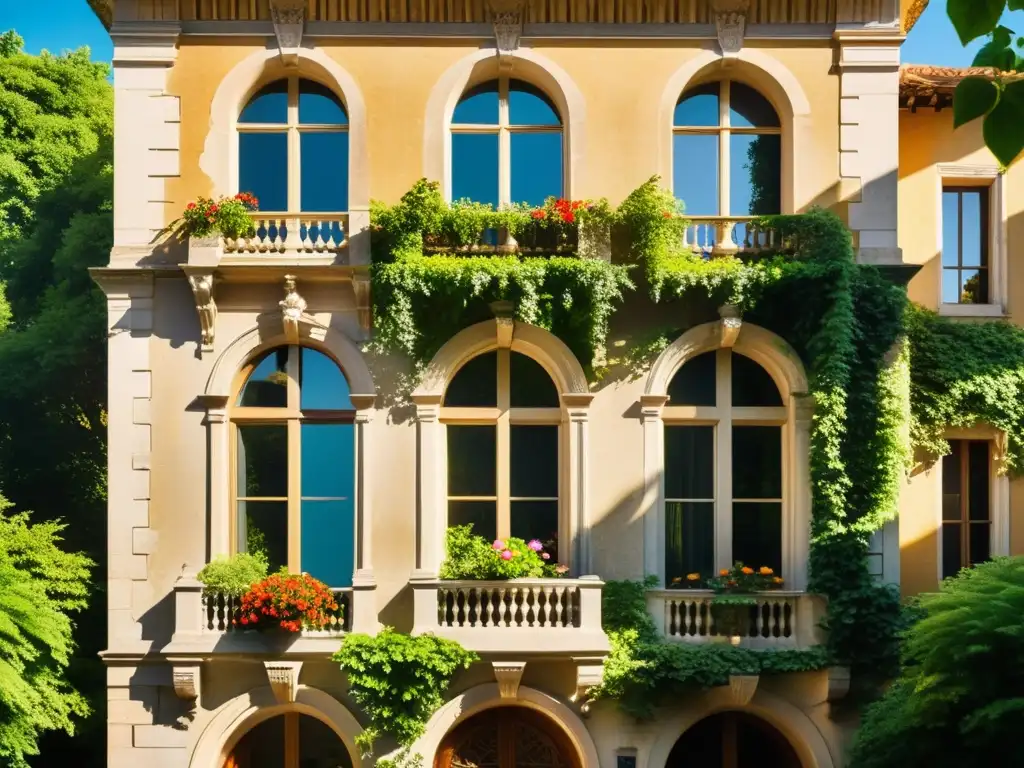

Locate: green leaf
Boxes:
[972,41,1017,69]
[992,25,1015,47]
[983,80,1024,166]
[953,77,1001,128]
[948,0,1006,45]
[1009,0,1024,10]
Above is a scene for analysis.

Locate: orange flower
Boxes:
[741,566,754,575]
[671,576,682,584]
[686,573,700,581]
[719,569,729,576]
[772,576,784,584]
[759,566,773,575]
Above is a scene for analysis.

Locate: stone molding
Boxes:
[492,661,527,699]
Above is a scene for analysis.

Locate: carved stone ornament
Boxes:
[265,661,303,704]
[270,0,306,67]
[280,274,308,343]
[572,662,605,715]
[718,303,742,348]
[172,664,201,701]
[492,661,526,699]
[712,0,750,56]
[187,271,217,353]
[487,0,526,67]
[727,673,759,707]
[352,273,371,334]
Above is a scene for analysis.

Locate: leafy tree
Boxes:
[946,1,1024,166]
[848,557,1024,768]
[0,496,92,768]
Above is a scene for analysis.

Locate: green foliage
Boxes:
[848,557,1024,768]
[0,495,93,768]
[196,552,269,597]
[439,526,563,580]
[180,193,258,239]
[333,629,477,754]
[906,304,1024,472]
[0,281,10,334]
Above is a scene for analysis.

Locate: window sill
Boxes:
[938,303,1006,319]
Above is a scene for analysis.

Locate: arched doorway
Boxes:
[666,712,801,768]
[224,713,354,768]
[435,708,581,768]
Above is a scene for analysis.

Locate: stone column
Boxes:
[200,396,230,560]
[350,396,378,633]
[563,395,594,576]
[412,397,445,578]
[640,395,668,586]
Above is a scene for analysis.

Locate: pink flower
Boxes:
[527,539,543,552]
[542,552,550,560]
[492,540,505,550]
[501,550,513,561]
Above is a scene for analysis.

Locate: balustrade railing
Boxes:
[201,588,351,635]
[684,216,790,257]
[222,213,349,254]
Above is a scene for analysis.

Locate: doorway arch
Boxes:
[435,707,581,768]
[224,711,355,768]
[666,711,801,768]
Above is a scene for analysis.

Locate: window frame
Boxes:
[940,439,992,579]
[940,185,990,306]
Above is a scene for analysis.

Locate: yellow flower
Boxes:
[759,566,773,576]
[772,576,784,584]
[671,576,682,584]
[686,573,700,581]
[719,569,729,576]
[741,566,754,575]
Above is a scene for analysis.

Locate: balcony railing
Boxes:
[646,590,826,650]
[685,216,794,257]
[201,589,351,635]
[224,213,349,254]
[411,577,609,655]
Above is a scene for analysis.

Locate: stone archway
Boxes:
[435,707,582,768]
[665,711,801,768]
[225,711,355,768]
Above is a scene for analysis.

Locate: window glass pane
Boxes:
[968,441,990,521]
[302,500,353,587]
[665,426,714,500]
[673,134,719,216]
[511,425,558,498]
[239,80,288,124]
[231,714,286,768]
[511,133,563,206]
[733,426,782,499]
[729,82,780,128]
[237,425,287,497]
[445,352,498,407]
[961,190,983,267]
[300,132,349,212]
[448,425,496,496]
[511,501,559,545]
[961,270,986,304]
[674,83,719,126]
[969,523,990,566]
[452,133,499,206]
[238,348,289,407]
[240,132,288,212]
[453,81,499,124]
[941,191,960,267]
[730,133,781,216]
[510,352,559,407]
[301,424,353,499]
[732,502,782,574]
[665,501,714,582]
[732,353,782,406]
[449,500,497,541]
[942,442,962,521]
[299,714,355,768]
[299,80,348,124]
[942,269,961,304]
[509,81,561,125]
[300,348,353,410]
[668,351,716,406]
[942,523,962,578]
[238,501,288,573]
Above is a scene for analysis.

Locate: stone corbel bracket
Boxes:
[718,304,742,348]
[185,268,217,355]
[727,673,759,707]
[270,0,306,68]
[172,661,202,702]
[571,660,605,715]
[713,0,751,57]
[487,0,526,71]
[493,661,527,699]
[265,661,304,704]
[352,272,371,335]
[280,274,308,343]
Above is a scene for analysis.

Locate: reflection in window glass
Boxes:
[509,81,560,126]
[452,133,499,206]
[668,351,716,406]
[239,81,288,124]
[240,133,288,212]
[238,349,289,407]
[511,133,563,206]
[729,82,780,128]
[730,134,781,216]
[238,500,288,573]
[942,188,989,304]
[673,134,719,216]
[300,132,349,212]
[300,348,353,410]
[298,80,348,124]
[674,83,719,126]
[237,425,288,498]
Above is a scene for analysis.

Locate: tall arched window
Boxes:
[451,79,563,207]
[442,349,561,544]
[238,77,349,214]
[664,348,785,581]
[673,80,781,245]
[233,345,355,587]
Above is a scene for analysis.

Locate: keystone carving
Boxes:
[487,0,526,68]
[270,0,306,67]
[280,274,307,343]
[172,664,201,701]
[727,673,759,706]
[187,271,217,354]
[718,304,742,348]
[712,0,750,56]
[493,661,527,699]
[265,661,303,704]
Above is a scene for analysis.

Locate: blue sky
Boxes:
[2,0,1023,68]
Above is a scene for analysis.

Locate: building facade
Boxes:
[88,0,1024,766]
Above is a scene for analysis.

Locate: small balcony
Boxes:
[684,216,795,257]
[411,577,609,656]
[646,589,826,650]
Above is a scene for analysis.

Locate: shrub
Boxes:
[439,525,565,580]
[235,572,339,632]
[195,551,268,597]
[181,192,258,238]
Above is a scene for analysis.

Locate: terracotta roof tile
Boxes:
[899,65,1000,111]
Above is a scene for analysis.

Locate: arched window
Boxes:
[442,349,561,544]
[238,77,349,214]
[664,348,786,581]
[451,79,563,207]
[233,345,355,586]
[226,713,354,768]
[673,80,781,244]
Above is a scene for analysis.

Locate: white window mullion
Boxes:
[498,76,512,207]
[287,76,300,213]
[715,349,733,572]
[719,80,731,217]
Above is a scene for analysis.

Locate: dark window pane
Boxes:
[941,191,960,267]
[733,426,782,499]
[942,269,961,304]
[237,425,287,497]
[665,426,714,500]
[300,347,353,410]
[511,425,558,498]
[238,501,288,573]
[511,132,563,206]
[448,501,497,541]
[302,500,353,587]
[233,714,286,768]
[730,133,781,216]
[509,80,561,125]
[732,353,782,406]
[942,523,963,579]
[452,133,499,206]
[961,270,986,304]
[665,501,714,582]
[453,81,499,124]
[445,352,497,407]
[674,83,719,126]
[511,501,559,544]
[239,80,287,124]
[668,351,716,406]
[238,348,289,407]
[448,426,496,496]
[942,442,962,521]
[732,502,782,574]
[729,82,780,128]
[961,190,984,267]
[510,352,559,407]
[969,523,991,566]
[299,80,348,124]
[301,424,353,499]
[240,132,288,212]
[968,441,990,521]
[299,714,354,768]
[300,132,349,212]
[673,134,719,215]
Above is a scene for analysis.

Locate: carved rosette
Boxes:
[270,0,306,66]
[712,0,750,56]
